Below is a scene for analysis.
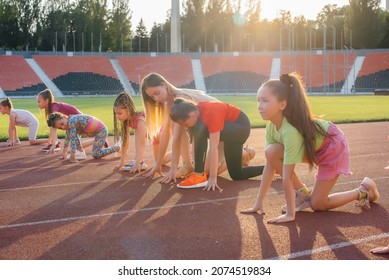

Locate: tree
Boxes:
[107,0,132,52]
[377,10,389,48]
[245,0,262,51]
[12,0,41,50]
[182,0,206,52]
[70,0,109,52]
[150,23,166,52]
[316,4,347,49]
[40,0,73,51]
[133,19,148,52]
[293,16,307,51]
[0,0,21,49]
[205,0,227,52]
[277,10,292,51]
[345,0,385,49]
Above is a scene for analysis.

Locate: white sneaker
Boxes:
[122,159,147,171]
[67,150,87,160]
[281,190,311,213]
[6,138,21,145]
[355,177,379,207]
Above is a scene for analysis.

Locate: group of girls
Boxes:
[1,73,383,235]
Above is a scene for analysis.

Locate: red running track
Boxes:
[0,122,388,260]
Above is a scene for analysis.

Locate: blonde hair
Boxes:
[261,72,326,169]
[113,92,137,147]
[141,72,214,137]
[37,89,55,120]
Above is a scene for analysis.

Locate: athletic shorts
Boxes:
[315,122,352,180]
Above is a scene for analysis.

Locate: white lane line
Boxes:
[1,175,388,193]
[1,152,387,172]
[0,195,252,230]
[0,157,157,172]
[1,176,388,228]
[266,232,389,260]
[0,177,140,192]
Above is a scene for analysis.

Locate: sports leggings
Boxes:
[193,111,264,180]
[91,126,116,159]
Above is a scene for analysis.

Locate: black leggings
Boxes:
[193,111,264,180]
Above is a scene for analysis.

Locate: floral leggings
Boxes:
[91,126,116,159]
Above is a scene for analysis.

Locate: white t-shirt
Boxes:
[11,109,38,127]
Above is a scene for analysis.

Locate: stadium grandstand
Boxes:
[1,49,389,97]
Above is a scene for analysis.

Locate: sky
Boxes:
[130,0,387,31]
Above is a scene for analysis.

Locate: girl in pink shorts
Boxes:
[241,72,380,224]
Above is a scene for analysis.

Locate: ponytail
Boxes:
[37,89,55,120]
[263,73,326,168]
[170,97,198,123]
[0,98,13,109]
[47,112,65,128]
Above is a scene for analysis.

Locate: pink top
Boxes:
[129,111,145,130]
[51,102,82,116]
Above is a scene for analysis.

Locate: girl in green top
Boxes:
[241,73,379,224]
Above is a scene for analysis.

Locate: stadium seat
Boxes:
[0,55,46,96]
[33,56,123,95]
[355,52,389,92]
[281,53,354,93]
[118,56,195,94]
[200,55,272,93]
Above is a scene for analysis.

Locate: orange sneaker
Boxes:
[177,173,208,189]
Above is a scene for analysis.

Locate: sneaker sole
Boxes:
[177,181,208,189]
[42,147,61,152]
[67,153,87,160]
[281,200,310,213]
[362,177,380,202]
[122,167,147,171]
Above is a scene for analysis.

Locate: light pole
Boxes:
[309,26,313,93]
[165,33,168,53]
[121,33,123,54]
[344,45,349,94]
[322,24,327,94]
[73,31,75,52]
[330,25,336,93]
[156,33,159,52]
[351,47,355,93]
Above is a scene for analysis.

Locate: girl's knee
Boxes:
[265,143,284,159]
[310,198,329,212]
[91,152,102,159]
[229,171,244,180]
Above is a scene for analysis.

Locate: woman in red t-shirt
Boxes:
[170,97,264,191]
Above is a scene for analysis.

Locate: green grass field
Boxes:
[1,95,388,141]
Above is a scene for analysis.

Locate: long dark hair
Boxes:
[37,89,54,120]
[169,97,197,123]
[0,97,13,109]
[47,112,65,128]
[262,73,326,168]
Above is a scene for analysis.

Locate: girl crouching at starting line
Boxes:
[47,112,119,162]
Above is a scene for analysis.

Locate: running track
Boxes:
[0,122,388,260]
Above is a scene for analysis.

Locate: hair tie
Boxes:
[280,73,292,87]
